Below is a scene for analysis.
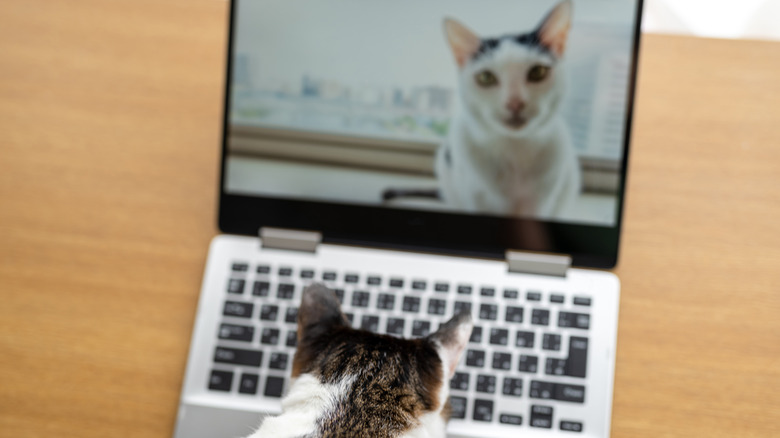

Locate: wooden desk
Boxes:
[1,1,778,437]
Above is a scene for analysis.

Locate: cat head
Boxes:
[445,0,572,137]
[289,283,473,437]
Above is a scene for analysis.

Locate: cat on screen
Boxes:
[247,283,473,438]
[436,0,581,219]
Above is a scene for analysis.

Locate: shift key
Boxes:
[565,336,588,378]
[214,347,263,367]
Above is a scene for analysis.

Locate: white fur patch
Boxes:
[246,373,355,438]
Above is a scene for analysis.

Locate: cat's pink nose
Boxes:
[505,98,525,113]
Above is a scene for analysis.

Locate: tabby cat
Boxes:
[247,283,473,438]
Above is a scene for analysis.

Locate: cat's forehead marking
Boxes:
[472,32,556,65]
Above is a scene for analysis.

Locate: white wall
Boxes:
[642,0,780,40]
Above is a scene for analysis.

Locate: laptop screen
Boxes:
[219,0,643,268]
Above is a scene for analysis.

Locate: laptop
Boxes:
[174,0,643,437]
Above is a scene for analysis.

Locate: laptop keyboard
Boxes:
[209,260,592,433]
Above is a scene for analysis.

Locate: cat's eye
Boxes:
[527,65,550,82]
[475,70,498,87]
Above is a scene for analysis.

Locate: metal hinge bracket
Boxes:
[259,227,322,253]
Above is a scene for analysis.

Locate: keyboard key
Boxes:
[227,279,245,294]
[469,326,483,343]
[454,301,472,315]
[505,306,524,323]
[389,278,404,288]
[450,372,470,391]
[558,312,591,330]
[527,291,542,301]
[412,320,431,337]
[555,383,586,403]
[333,288,345,303]
[239,373,259,394]
[550,294,565,304]
[530,380,555,400]
[260,328,280,345]
[542,334,562,351]
[231,263,248,272]
[479,304,498,321]
[344,313,354,325]
[546,358,568,376]
[252,281,270,297]
[489,328,509,346]
[466,350,485,368]
[264,376,285,398]
[361,315,380,332]
[473,399,494,422]
[503,288,519,299]
[492,352,512,370]
[480,287,495,297]
[278,267,292,277]
[531,309,550,326]
[260,305,279,321]
[530,381,586,403]
[223,301,253,318]
[566,337,589,378]
[449,396,467,419]
[573,296,592,307]
[476,374,496,393]
[269,352,289,370]
[300,269,315,279]
[367,275,381,285]
[518,355,539,373]
[214,347,262,367]
[277,283,295,299]
[560,420,584,432]
[402,296,421,313]
[377,293,395,310]
[218,323,254,342]
[530,405,553,429]
[412,280,427,290]
[285,330,298,347]
[208,370,233,392]
[516,331,535,348]
[344,273,359,283]
[322,271,337,281]
[434,282,449,292]
[503,378,523,397]
[386,318,405,336]
[457,285,472,295]
[500,414,523,425]
[352,291,370,307]
[428,298,447,315]
[285,307,298,323]
[256,265,271,274]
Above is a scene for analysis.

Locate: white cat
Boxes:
[437,0,580,220]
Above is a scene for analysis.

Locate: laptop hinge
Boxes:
[505,250,571,277]
[259,227,322,253]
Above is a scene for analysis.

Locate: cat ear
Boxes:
[537,0,573,57]
[444,18,482,68]
[428,312,473,379]
[298,283,348,341]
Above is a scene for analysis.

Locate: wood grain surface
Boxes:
[1,1,778,437]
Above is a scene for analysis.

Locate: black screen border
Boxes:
[217,0,644,269]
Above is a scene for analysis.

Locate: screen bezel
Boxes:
[217,0,644,269]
